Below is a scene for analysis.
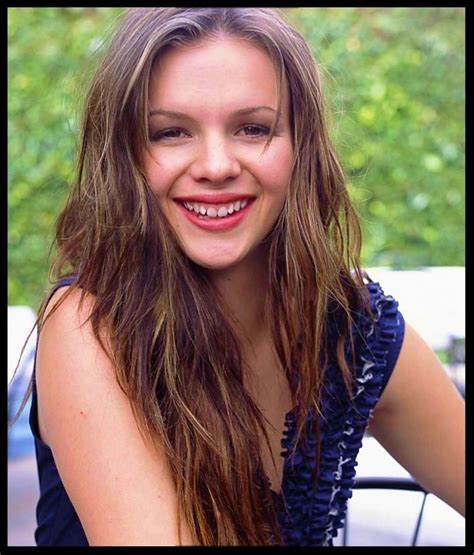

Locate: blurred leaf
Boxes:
[287,7,464,269]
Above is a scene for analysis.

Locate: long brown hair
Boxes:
[13,8,370,545]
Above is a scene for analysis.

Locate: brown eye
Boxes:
[239,125,270,137]
[150,128,189,141]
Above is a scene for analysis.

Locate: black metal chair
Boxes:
[342,476,429,546]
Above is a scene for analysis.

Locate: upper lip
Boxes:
[174,193,256,205]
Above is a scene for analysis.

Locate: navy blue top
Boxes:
[30,277,405,546]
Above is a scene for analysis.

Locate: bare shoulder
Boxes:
[35,285,195,545]
[374,321,461,414]
[369,322,465,516]
[36,285,110,445]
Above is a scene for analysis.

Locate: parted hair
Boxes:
[15,8,371,545]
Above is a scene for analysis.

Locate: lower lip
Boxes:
[175,199,255,231]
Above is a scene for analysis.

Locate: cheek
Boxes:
[143,150,181,198]
[260,144,293,198]
[142,151,161,195]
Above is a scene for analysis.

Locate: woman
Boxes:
[19,7,464,546]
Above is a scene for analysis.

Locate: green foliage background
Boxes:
[8,8,465,309]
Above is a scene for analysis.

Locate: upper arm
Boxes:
[36,287,195,545]
[368,322,465,517]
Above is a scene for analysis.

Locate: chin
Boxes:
[184,249,246,272]
[191,257,241,272]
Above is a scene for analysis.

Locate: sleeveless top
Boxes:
[29,276,405,546]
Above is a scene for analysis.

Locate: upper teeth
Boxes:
[182,199,249,218]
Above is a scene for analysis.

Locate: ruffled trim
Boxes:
[274,282,403,546]
[278,407,319,545]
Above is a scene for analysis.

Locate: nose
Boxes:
[189,134,241,184]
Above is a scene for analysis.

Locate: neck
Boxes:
[205,246,270,355]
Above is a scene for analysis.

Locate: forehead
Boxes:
[149,37,286,113]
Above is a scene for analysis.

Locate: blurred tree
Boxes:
[286,7,465,268]
[8,8,126,307]
[8,7,465,308]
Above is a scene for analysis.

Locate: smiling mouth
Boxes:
[179,198,252,219]
[174,197,256,231]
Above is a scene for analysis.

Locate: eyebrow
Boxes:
[147,105,277,119]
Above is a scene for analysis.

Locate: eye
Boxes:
[238,124,271,137]
[149,128,190,142]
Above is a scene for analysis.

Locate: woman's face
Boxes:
[144,36,294,271]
